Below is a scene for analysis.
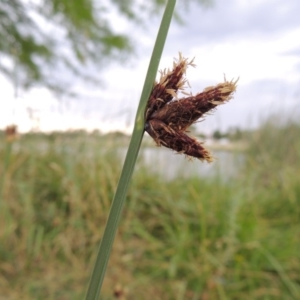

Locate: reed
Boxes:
[85,1,177,298]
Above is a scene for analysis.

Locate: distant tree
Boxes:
[0,0,211,95]
[212,129,223,140]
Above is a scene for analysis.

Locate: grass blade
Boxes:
[85,1,177,299]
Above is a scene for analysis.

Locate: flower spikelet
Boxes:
[145,119,213,162]
[145,53,238,162]
[145,52,195,120]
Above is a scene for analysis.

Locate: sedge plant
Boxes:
[85,0,239,297]
[85,0,177,299]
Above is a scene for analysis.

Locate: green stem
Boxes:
[85,1,176,299]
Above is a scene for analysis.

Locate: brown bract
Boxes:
[145,53,238,162]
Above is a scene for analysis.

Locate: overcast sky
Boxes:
[1,0,300,133]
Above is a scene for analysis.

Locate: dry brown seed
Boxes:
[145,54,238,162]
[145,52,194,119]
[150,79,238,132]
[146,119,213,162]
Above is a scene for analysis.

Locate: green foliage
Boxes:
[0,0,210,93]
[212,129,224,140]
[0,118,300,299]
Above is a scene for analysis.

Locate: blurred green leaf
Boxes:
[0,0,211,94]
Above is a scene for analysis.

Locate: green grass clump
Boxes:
[0,119,300,299]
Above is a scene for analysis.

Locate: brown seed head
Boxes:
[145,52,195,119]
[150,78,238,131]
[5,124,19,142]
[145,54,238,162]
[146,119,213,162]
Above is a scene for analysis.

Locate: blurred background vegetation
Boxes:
[1,117,300,299]
[1,0,300,299]
[0,0,210,94]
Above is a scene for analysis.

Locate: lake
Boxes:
[120,147,244,181]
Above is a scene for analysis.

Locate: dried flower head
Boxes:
[145,53,195,120]
[145,53,238,162]
[5,124,19,142]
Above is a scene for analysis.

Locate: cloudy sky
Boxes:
[1,0,300,133]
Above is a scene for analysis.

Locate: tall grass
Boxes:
[0,118,300,299]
